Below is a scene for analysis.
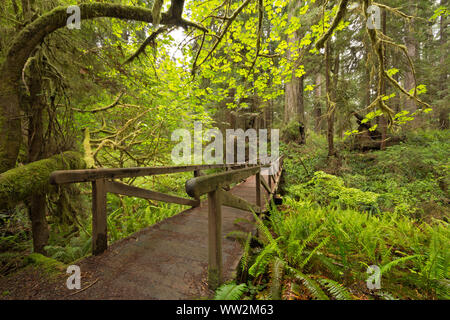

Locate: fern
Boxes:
[380,254,419,275]
[240,232,252,272]
[376,291,398,300]
[318,278,353,300]
[298,236,331,270]
[214,283,248,300]
[252,212,280,255]
[270,257,284,300]
[286,265,329,300]
[248,242,277,277]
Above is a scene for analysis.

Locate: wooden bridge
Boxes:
[49,158,283,299]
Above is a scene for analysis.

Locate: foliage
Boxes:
[236,131,449,300]
[214,283,248,300]
[287,171,380,212]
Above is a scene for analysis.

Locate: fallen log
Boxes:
[0,151,86,209]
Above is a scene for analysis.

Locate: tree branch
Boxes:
[124,26,171,64]
[72,91,125,113]
[315,0,349,50]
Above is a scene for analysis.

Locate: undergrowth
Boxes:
[216,130,449,300]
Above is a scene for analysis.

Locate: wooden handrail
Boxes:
[50,163,244,185]
[185,166,260,199]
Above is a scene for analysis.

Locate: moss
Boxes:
[82,128,95,169]
[287,171,380,212]
[0,151,86,208]
[24,253,66,276]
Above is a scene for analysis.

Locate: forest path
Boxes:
[63,175,271,299]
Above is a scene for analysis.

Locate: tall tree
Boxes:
[284,0,306,143]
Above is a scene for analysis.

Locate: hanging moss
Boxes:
[0,151,85,209]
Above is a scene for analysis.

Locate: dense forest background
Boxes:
[0,0,448,300]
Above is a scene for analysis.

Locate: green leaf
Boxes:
[214,283,248,300]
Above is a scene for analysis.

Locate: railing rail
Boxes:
[50,163,245,184]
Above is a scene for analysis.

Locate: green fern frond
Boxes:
[214,283,248,300]
[240,232,252,272]
[270,257,285,300]
[286,265,329,300]
[298,225,326,256]
[299,236,331,270]
[318,278,353,300]
[313,254,343,278]
[376,291,398,300]
[380,254,420,275]
[249,242,276,277]
[252,212,279,252]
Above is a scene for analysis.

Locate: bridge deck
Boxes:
[66,175,272,299]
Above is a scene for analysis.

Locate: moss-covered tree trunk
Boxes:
[438,0,449,130]
[25,53,49,254]
[325,43,335,157]
[0,151,85,209]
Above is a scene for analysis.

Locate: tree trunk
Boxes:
[314,73,323,133]
[404,2,417,112]
[297,75,306,143]
[438,0,449,129]
[25,55,49,254]
[325,43,335,157]
[380,9,388,150]
[284,0,305,143]
[29,194,48,254]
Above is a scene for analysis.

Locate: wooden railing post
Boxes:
[207,189,222,290]
[256,171,261,209]
[268,172,272,189]
[92,178,107,255]
[193,170,201,205]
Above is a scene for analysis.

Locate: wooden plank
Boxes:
[260,175,271,194]
[186,166,260,198]
[105,180,199,207]
[50,164,239,185]
[207,189,222,290]
[271,167,283,194]
[268,173,272,189]
[256,172,261,209]
[220,189,261,213]
[92,179,107,255]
